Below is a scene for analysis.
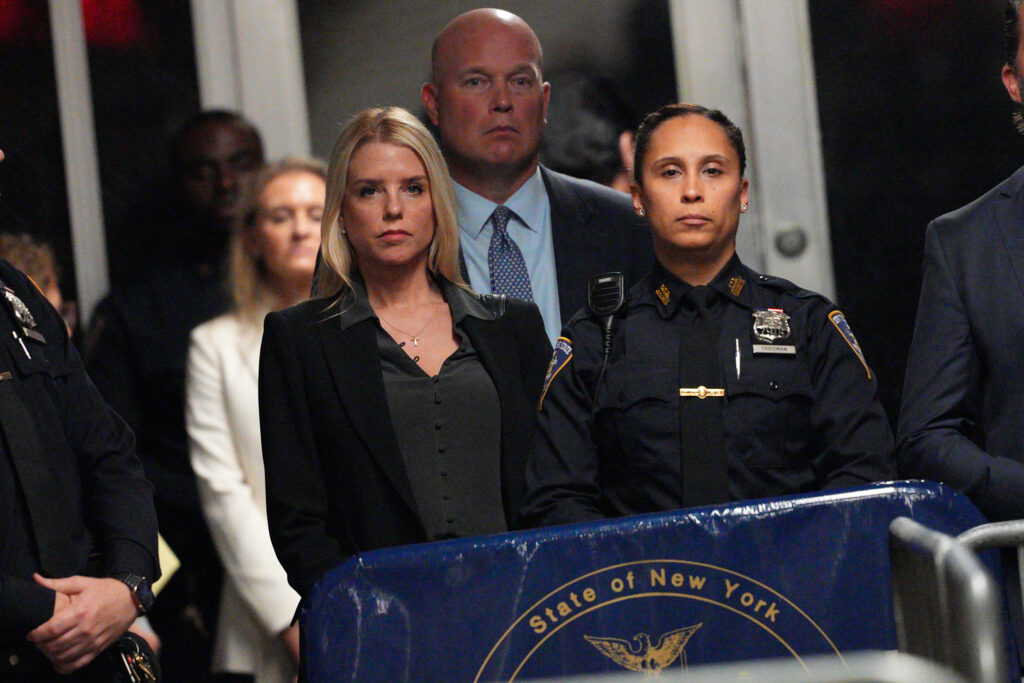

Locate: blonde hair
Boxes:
[315,107,465,299]
[230,157,327,322]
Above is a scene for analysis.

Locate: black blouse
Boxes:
[341,276,505,541]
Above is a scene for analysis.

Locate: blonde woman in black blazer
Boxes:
[259,107,552,600]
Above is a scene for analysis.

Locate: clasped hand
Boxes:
[26,573,137,674]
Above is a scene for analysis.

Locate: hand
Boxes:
[53,591,71,615]
[280,623,301,665]
[27,574,138,674]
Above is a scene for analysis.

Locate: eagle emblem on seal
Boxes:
[752,308,790,344]
[584,623,702,678]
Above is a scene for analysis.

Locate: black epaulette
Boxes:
[750,272,827,302]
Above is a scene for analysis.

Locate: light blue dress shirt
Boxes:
[454,168,562,344]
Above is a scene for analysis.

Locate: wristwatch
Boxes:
[114,573,155,615]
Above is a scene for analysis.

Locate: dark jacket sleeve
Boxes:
[18,267,160,578]
[520,316,608,527]
[803,300,895,488]
[259,310,346,599]
[897,223,1024,520]
[76,399,160,578]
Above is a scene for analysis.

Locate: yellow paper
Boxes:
[152,534,180,596]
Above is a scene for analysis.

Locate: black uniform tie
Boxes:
[678,285,729,506]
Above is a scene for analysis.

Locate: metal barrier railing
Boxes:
[889,516,1008,683]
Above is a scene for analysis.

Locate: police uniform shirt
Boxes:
[520,255,896,527]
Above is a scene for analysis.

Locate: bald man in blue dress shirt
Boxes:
[422,8,651,342]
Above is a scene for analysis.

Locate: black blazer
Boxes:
[541,167,653,323]
[259,281,552,598]
[897,164,1024,521]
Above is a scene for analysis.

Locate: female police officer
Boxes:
[520,103,895,527]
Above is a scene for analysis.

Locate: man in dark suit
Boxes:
[897,0,1024,522]
[421,8,651,341]
[0,146,159,681]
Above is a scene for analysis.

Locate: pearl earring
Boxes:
[637,208,646,217]
[740,202,748,212]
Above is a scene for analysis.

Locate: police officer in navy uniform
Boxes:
[0,146,159,679]
[520,104,895,527]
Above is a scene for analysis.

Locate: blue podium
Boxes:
[302,482,990,681]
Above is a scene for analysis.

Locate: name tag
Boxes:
[752,344,796,355]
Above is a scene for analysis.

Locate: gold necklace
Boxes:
[376,303,444,347]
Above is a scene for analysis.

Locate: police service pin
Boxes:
[752,308,795,355]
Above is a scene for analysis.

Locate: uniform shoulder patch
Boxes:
[538,336,573,411]
[828,310,870,379]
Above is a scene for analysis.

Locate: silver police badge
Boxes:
[4,288,36,330]
[752,308,790,343]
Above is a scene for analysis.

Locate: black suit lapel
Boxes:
[316,318,420,517]
[542,167,604,322]
[461,315,526,524]
[995,174,1024,296]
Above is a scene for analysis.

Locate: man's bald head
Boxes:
[422,8,550,202]
[430,9,543,85]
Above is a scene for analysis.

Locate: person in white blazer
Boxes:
[187,158,326,682]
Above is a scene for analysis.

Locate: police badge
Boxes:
[752,308,790,343]
[4,287,36,330]
[751,308,795,355]
[3,286,45,344]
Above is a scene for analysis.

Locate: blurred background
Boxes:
[0,0,1020,424]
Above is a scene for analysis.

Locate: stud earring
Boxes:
[637,208,646,217]
[740,202,748,212]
